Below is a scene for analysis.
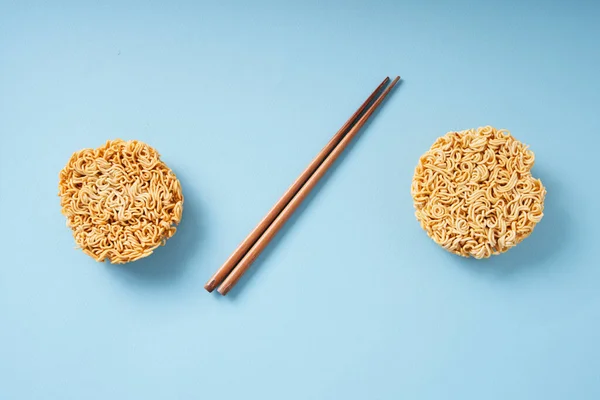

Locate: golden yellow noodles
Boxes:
[58,139,184,263]
[410,126,546,259]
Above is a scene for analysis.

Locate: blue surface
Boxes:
[1,1,600,399]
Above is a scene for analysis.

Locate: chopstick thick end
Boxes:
[204,279,217,292]
[217,283,232,296]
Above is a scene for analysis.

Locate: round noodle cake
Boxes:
[58,139,184,263]
[411,126,546,259]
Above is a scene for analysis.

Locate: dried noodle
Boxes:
[411,126,545,259]
[58,139,184,263]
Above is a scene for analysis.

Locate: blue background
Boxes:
[1,1,599,399]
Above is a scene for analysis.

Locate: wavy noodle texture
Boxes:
[411,126,546,259]
[58,139,184,263]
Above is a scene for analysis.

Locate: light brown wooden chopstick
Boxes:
[216,76,400,295]
[204,77,391,292]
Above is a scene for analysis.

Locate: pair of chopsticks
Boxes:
[205,76,400,295]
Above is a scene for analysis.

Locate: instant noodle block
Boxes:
[411,126,546,259]
[58,139,184,264]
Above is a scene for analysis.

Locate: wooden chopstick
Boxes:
[217,76,400,295]
[204,77,391,292]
